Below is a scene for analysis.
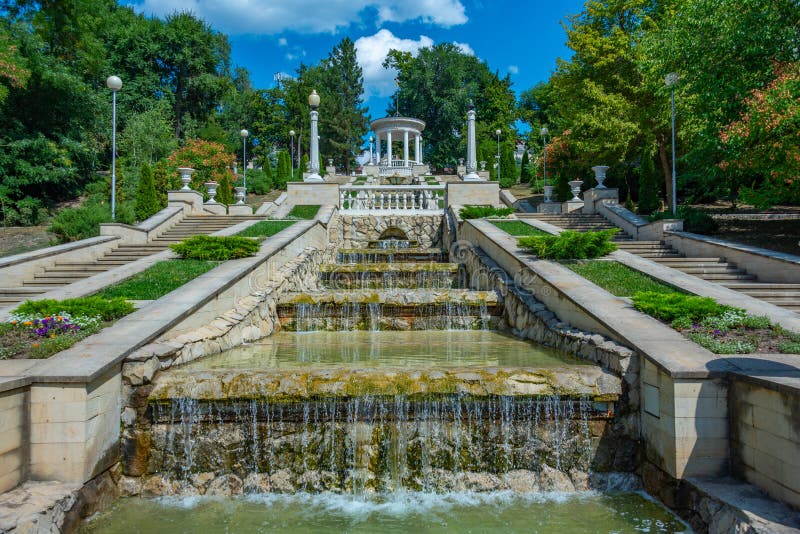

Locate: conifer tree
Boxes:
[134,163,161,220]
[638,150,660,214]
[519,150,532,183]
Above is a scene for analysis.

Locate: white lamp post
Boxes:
[665,72,679,214]
[106,75,122,220]
[240,129,249,203]
[306,90,323,182]
[495,129,501,183]
[289,130,295,180]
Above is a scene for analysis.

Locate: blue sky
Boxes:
[127,0,585,119]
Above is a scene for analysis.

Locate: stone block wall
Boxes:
[730,378,800,509]
[334,215,443,249]
[0,388,27,493]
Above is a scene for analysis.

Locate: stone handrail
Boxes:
[598,202,683,240]
[379,165,413,176]
[339,185,445,214]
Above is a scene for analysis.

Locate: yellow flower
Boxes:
[10,320,17,325]
[32,342,39,348]
[49,333,56,339]
[23,321,32,326]
[56,316,63,321]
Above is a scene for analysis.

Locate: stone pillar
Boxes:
[387,131,393,163]
[414,135,419,163]
[464,103,481,181]
[418,136,423,164]
[306,96,323,182]
[403,130,409,166]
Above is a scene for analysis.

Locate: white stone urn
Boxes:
[204,181,219,203]
[591,165,610,189]
[234,186,246,205]
[568,180,584,202]
[480,161,486,171]
[178,167,195,190]
[543,185,555,203]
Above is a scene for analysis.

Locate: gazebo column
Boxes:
[387,131,393,163]
[376,135,382,164]
[403,130,409,166]
[414,135,419,164]
[418,136,423,164]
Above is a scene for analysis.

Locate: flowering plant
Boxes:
[9,312,99,338]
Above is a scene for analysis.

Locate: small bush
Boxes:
[687,333,757,354]
[649,206,718,234]
[741,315,772,330]
[671,316,694,330]
[518,229,619,260]
[632,291,732,322]
[458,205,515,219]
[14,296,134,322]
[49,200,135,242]
[778,341,800,354]
[170,235,260,260]
[241,168,272,195]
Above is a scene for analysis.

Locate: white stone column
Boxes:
[418,136,423,164]
[306,93,323,182]
[403,130,409,166]
[414,135,419,163]
[387,131,393,163]
[464,103,481,181]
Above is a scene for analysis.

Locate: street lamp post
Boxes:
[289,130,295,180]
[106,75,122,220]
[306,90,323,182]
[665,72,679,214]
[495,129,501,183]
[240,129,249,203]
[540,127,549,189]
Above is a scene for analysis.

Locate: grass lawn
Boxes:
[237,220,296,238]
[96,259,218,300]
[565,260,676,297]
[490,220,550,237]
[287,205,320,220]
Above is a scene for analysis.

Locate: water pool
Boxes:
[80,491,689,533]
[180,330,587,370]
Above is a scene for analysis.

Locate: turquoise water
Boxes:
[180,330,587,370]
[80,491,689,533]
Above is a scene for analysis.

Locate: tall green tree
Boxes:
[637,149,660,214]
[134,162,161,220]
[318,38,369,175]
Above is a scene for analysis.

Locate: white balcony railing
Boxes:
[339,185,445,214]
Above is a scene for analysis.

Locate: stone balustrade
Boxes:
[339,185,445,214]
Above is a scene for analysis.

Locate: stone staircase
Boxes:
[520,213,800,312]
[0,215,262,307]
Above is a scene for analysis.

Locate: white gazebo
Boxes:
[367,116,428,177]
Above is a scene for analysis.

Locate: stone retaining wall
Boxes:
[334,215,442,249]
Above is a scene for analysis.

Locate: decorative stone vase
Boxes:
[458,158,465,166]
[568,180,584,202]
[204,181,219,204]
[591,165,610,189]
[543,185,555,203]
[178,167,195,190]
[480,161,486,171]
[328,158,334,166]
[234,187,246,205]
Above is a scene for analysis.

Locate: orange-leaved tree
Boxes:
[166,139,236,204]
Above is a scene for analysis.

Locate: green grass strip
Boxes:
[237,220,296,238]
[96,259,218,300]
[287,205,320,219]
[565,260,677,297]
[490,220,550,237]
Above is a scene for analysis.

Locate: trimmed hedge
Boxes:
[632,291,731,322]
[518,229,619,259]
[458,205,514,219]
[14,296,134,321]
[170,235,260,260]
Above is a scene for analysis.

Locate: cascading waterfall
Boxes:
[149,394,596,495]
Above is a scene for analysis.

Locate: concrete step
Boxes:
[677,267,747,275]
[721,283,800,290]
[51,264,110,271]
[638,253,685,258]
[616,244,673,250]
[22,279,69,286]
[96,256,143,262]
[656,257,724,263]
[94,259,136,265]
[693,273,758,281]
[33,272,94,280]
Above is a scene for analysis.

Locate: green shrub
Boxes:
[48,200,135,243]
[458,205,515,219]
[741,315,772,330]
[518,229,619,259]
[14,296,134,321]
[687,333,757,354]
[240,168,272,195]
[287,205,320,220]
[649,206,718,234]
[170,235,260,260]
[637,151,661,215]
[632,291,732,322]
[778,341,800,354]
[671,316,694,330]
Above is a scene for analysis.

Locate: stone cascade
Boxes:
[278,238,499,331]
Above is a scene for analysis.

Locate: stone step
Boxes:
[52,264,111,271]
[693,273,757,281]
[94,259,137,265]
[656,257,724,263]
[721,283,800,290]
[96,256,145,262]
[104,251,153,257]
[616,244,673,250]
[33,272,94,280]
[22,279,69,286]
[676,267,747,275]
[637,253,684,258]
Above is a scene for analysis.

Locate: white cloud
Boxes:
[131,0,467,35]
[508,65,519,75]
[277,37,288,46]
[452,41,474,56]
[355,29,433,97]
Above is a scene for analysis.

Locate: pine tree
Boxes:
[134,163,161,220]
[153,161,170,205]
[106,164,125,203]
[519,150,532,183]
[499,144,517,188]
[216,173,234,205]
[638,151,660,214]
[275,150,291,190]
